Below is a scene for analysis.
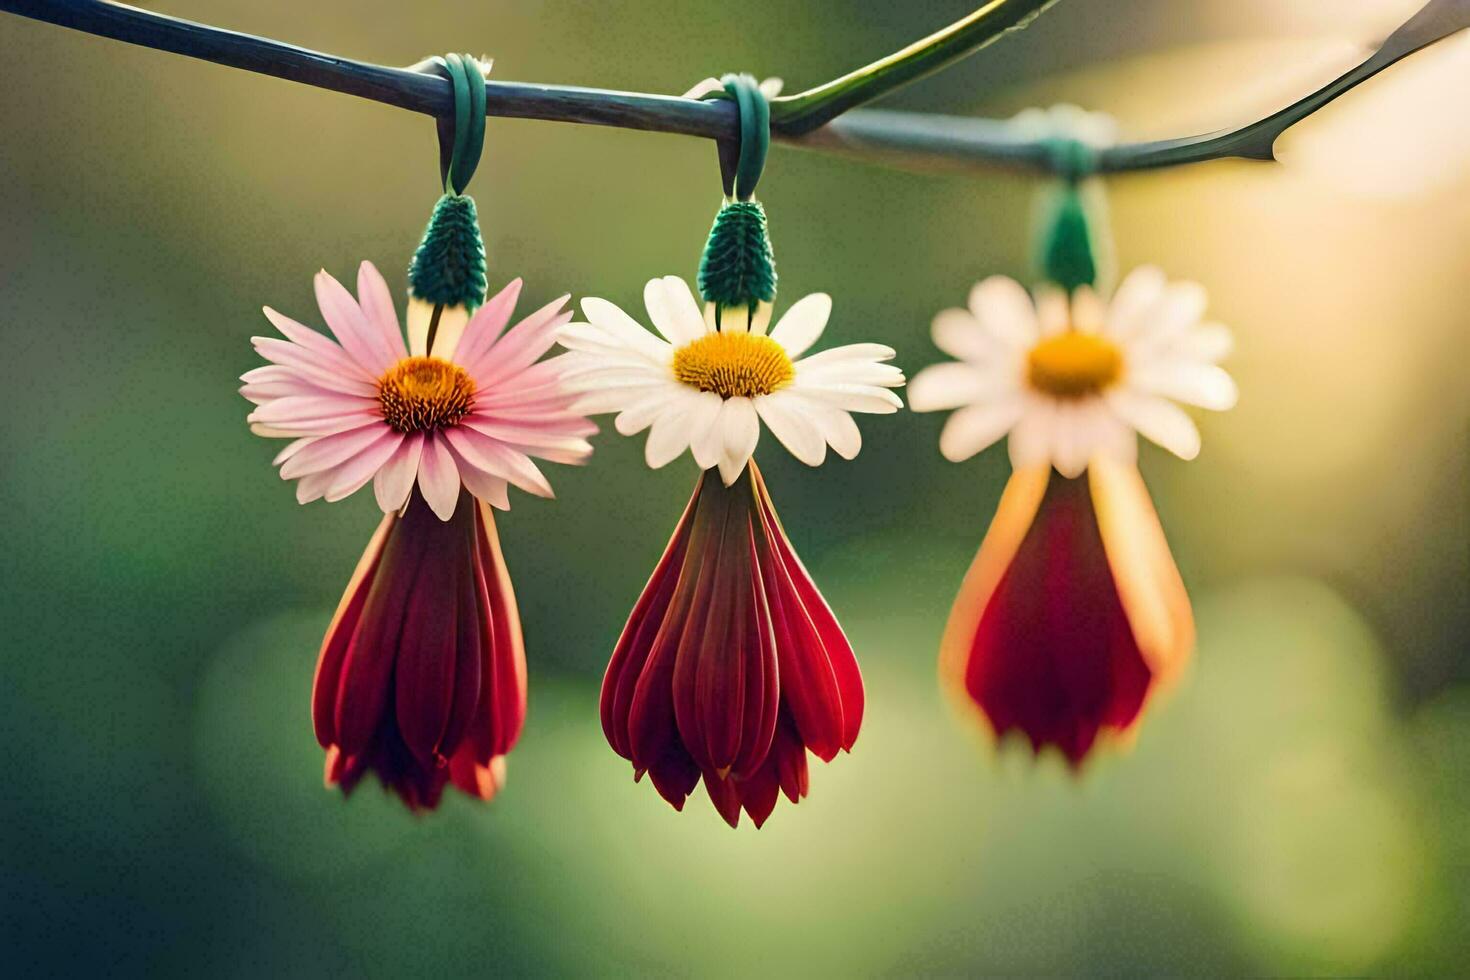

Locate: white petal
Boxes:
[580,296,671,362]
[1094,408,1139,466]
[573,383,677,415]
[1172,322,1234,364]
[1071,286,1106,335]
[1133,282,1207,349]
[1035,287,1070,337]
[407,297,432,357]
[1007,397,1055,470]
[749,301,773,336]
[1051,402,1092,479]
[769,293,832,359]
[755,391,826,466]
[718,397,760,485]
[792,383,903,414]
[1128,362,1238,411]
[416,434,462,520]
[787,394,864,460]
[931,309,995,363]
[794,343,898,369]
[643,276,706,346]
[644,393,701,469]
[429,304,472,360]
[615,389,681,436]
[939,398,1025,462]
[685,391,726,470]
[968,277,1039,350]
[1106,266,1167,340]
[817,407,862,460]
[1108,389,1202,460]
[908,363,995,413]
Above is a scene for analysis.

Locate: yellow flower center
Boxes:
[672,331,794,399]
[377,356,475,433]
[1026,331,1122,399]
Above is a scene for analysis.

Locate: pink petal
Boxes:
[373,433,423,513]
[262,307,364,379]
[251,337,376,394]
[315,269,393,376]
[462,299,571,386]
[460,417,592,466]
[250,394,381,426]
[294,469,335,504]
[273,437,315,466]
[443,426,554,498]
[324,430,405,502]
[251,412,384,437]
[279,423,394,480]
[452,279,523,369]
[443,439,512,510]
[356,261,410,364]
[416,433,463,520]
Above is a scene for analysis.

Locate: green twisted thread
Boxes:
[408,193,487,309]
[698,200,777,314]
[1036,181,1097,292]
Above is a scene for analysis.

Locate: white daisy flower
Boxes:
[558,276,905,485]
[908,267,1237,477]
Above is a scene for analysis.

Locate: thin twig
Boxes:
[770,0,1057,134]
[796,0,1470,175]
[2,0,1467,177]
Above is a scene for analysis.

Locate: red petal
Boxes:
[448,747,505,801]
[672,481,754,775]
[601,480,700,759]
[474,500,527,757]
[737,710,808,827]
[393,504,471,762]
[960,471,1153,765]
[749,463,858,760]
[436,523,484,759]
[332,499,437,754]
[703,768,743,829]
[313,512,396,748]
[731,519,779,780]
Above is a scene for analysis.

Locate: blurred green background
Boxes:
[2,0,1467,975]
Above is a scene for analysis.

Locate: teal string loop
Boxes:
[711,73,769,200]
[1035,139,1106,291]
[428,53,487,194]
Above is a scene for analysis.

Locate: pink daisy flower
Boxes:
[242,260,593,811]
[242,260,595,521]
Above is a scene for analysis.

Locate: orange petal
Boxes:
[938,466,1050,717]
[1088,457,1195,688]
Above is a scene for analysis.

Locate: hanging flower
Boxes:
[243,262,591,519]
[562,275,903,826]
[909,267,1235,765]
[600,462,861,827]
[313,487,521,809]
[558,275,903,484]
[242,260,593,809]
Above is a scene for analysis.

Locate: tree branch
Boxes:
[770,0,1057,135]
[2,0,1467,178]
[794,0,1470,175]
